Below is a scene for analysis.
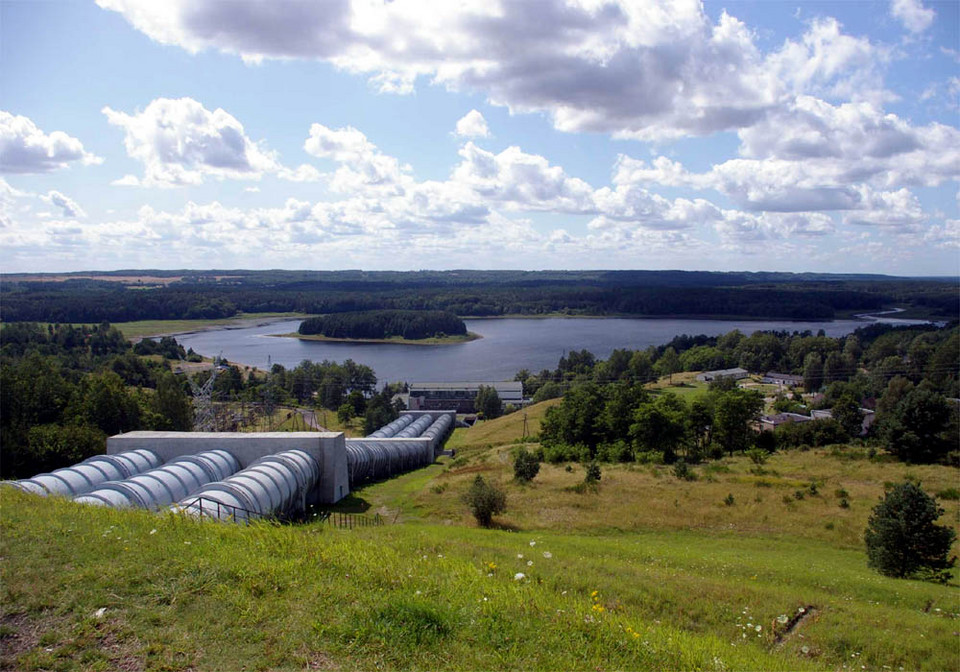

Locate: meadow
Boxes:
[2,399,958,671]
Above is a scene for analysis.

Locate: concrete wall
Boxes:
[107,431,349,505]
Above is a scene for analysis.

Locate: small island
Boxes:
[285,309,481,345]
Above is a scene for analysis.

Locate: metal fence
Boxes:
[317,511,384,529]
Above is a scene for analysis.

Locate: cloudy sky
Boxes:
[1,0,957,275]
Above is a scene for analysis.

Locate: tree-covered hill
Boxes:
[299,310,467,340]
[2,269,956,323]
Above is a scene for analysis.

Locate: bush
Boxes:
[865,482,956,582]
[513,448,540,483]
[584,461,602,484]
[673,459,697,481]
[463,475,507,528]
[745,448,768,466]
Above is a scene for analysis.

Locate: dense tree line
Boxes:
[0,324,194,479]
[4,270,955,324]
[0,322,403,479]
[522,321,958,465]
[299,310,466,340]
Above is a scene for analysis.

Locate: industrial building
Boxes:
[8,410,454,523]
[695,368,749,383]
[407,381,523,413]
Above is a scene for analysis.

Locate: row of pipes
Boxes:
[8,412,454,521]
[345,413,453,486]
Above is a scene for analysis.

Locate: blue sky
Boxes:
[1,0,957,275]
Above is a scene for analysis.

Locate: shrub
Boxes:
[745,448,768,466]
[463,475,507,528]
[584,461,602,484]
[723,493,735,506]
[865,482,956,582]
[513,448,540,483]
[673,459,697,481]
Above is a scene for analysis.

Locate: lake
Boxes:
[173,314,928,384]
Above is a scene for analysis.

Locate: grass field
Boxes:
[2,398,957,671]
[101,313,307,340]
[2,486,956,671]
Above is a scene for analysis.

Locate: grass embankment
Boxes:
[5,489,958,671]
[3,399,958,670]
[275,332,481,346]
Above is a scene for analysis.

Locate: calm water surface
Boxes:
[175,315,926,384]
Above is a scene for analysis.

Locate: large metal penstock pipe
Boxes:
[366,413,416,438]
[420,413,454,453]
[74,450,240,509]
[174,449,321,522]
[394,414,434,438]
[10,449,162,497]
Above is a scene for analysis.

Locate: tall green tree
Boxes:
[712,389,763,456]
[630,393,688,462]
[154,372,194,431]
[475,385,503,419]
[832,393,864,438]
[880,388,953,462]
[865,482,955,581]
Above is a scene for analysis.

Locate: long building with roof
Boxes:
[407,381,523,413]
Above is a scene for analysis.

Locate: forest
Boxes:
[520,321,958,466]
[2,269,957,323]
[298,309,467,340]
[0,322,399,480]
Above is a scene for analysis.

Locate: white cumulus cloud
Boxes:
[103,97,319,187]
[42,191,86,219]
[0,111,102,174]
[890,0,935,34]
[454,110,490,138]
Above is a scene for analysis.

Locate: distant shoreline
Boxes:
[270,331,482,346]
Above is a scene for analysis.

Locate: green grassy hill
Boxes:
[2,407,958,670]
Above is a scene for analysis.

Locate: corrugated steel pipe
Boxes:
[174,449,321,522]
[366,413,416,438]
[9,449,162,497]
[74,450,240,510]
[394,414,434,438]
[420,414,454,453]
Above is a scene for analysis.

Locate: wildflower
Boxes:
[776,615,789,625]
[798,607,806,614]
[543,551,552,559]
[514,572,526,581]
[591,590,599,598]
[592,603,605,613]
[149,529,157,535]
[517,553,524,559]
[93,607,106,619]
[755,625,762,633]
[527,560,533,566]
[415,590,422,596]
[487,561,497,571]
[529,540,536,546]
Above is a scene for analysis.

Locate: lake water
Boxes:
[174,314,928,384]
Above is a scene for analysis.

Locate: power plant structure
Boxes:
[8,410,455,523]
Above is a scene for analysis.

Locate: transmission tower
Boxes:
[183,353,221,432]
